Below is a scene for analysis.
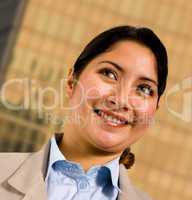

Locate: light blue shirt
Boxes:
[46,136,121,200]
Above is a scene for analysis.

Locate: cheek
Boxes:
[72,80,108,112]
[85,82,114,105]
[142,104,156,120]
[70,85,84,108]
[86,87,103,100]
[133,99,157,126]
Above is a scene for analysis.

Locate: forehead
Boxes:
[107,40,156,64]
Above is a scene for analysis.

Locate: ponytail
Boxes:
[119,147,135,169]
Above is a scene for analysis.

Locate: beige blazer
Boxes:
[0,139,152,200]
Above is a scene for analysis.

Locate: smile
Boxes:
[93,108,132,127]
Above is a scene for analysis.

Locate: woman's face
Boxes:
[67,40,158,154]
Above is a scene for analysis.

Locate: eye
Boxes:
[98,67,118,80]
[137,84,154,97]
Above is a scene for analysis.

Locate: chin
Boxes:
[97,144,125,154]
[90,134,128,153]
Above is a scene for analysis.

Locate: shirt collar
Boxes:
[45,135,66,182]
[46,134,121,192]
[104,156,121,192]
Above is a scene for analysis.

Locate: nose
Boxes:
[105,81,138,112]
[105,94,131,112]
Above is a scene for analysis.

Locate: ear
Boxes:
[66,68,75,98]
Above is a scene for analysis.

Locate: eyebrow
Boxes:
[98,60,157,86]
[98,60,124,72]
[139,77,158,86]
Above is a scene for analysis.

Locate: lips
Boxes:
[93,107,134,127]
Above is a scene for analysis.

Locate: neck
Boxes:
[59,124,120,171]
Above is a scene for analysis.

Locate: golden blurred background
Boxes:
[0,0,191,199]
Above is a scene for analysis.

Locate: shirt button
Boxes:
[77,180,89,191]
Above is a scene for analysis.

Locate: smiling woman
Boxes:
[0,25,168,200]
[64,40,158,154]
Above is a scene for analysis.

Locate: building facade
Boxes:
[0,0,191,199]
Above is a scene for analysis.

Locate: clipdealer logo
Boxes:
[0,78,83,112]
[165,77,192,122]
[0,77,191,124]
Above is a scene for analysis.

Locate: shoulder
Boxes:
[0,153,31,182]
[133,186,153,200]
[119,164,153,200]
[0,139,51,183]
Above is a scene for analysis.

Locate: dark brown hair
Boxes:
[119,147,135,169]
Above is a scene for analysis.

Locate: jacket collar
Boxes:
[7,140,50,199]
[118,165,141,200]
[6,133,141,200]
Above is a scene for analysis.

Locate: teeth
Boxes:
[100,110,125,125]
[100,110,104,117]
[112,118,118,123]
[103,114,108,120]
[106,115,112,121]
[93,108,128,125]
[117,119,122,124]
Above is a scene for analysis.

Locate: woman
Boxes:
[0,25,168,200]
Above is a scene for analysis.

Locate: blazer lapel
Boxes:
[22,179,46,200]
[7,141,50,200]
[118,165,141,200]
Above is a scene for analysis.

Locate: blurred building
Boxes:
[0,0,48,151]
[0,0,191,200]
[0,0,25,76]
